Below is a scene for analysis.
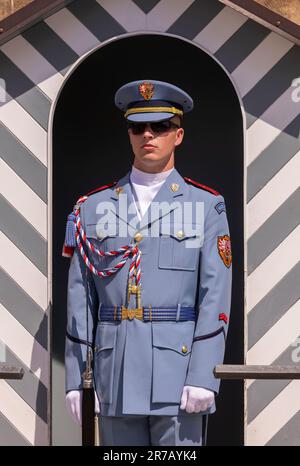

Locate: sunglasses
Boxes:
[127,120,180,135]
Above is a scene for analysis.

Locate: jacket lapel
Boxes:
[109,167,186,237]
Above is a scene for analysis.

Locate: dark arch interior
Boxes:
[53,34,244,446]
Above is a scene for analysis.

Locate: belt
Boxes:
[99,305,196,322]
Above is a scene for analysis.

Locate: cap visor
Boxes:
[127,112,176,122]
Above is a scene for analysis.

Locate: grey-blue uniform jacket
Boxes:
[64,168,232,417]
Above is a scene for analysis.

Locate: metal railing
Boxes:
[214,365,300,379]
[0,364,24,380]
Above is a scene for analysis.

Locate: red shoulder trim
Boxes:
[86,181,117,197]
[184,177,220,196]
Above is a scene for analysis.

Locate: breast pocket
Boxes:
[158,223,202,271]
[151,321,195,403]
[85,223,128,269]
[93,322,118,404]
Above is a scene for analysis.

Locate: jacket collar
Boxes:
[110,167,185,233]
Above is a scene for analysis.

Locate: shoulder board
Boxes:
[184,177,220,196]
[62,181,116,259]
[73,181,117,208]
[86,181,117,197]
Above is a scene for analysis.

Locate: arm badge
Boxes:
[217,235,232,268]
[215,201,226,214]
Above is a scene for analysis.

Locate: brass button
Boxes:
[170,183,179,192]
[176,230,185,239]
[115,186,123,195]
[97,230,105,239]
[134,232,143,242]
[181,345,188,354]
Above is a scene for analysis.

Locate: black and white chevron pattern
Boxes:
[0,0,299,445]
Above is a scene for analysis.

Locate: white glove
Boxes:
[66,390,100,425]
[180,385,215,413]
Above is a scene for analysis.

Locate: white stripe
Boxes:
[247,226,300,311]
[0,158,47,239]
[147,0,194,32]
[247,150,300,237]
[232,32,293,97]
[0,101,47,166]
[194,6,247,54]
[45,8,100,56]
[0,304,48,387]
[97,0,146,31]
[248,299,300,365]
[247,380,300,445]
[37,73,65,103]
[0,380,48,445]
[0,232,47,310]
[0,339,6,362]
[247,88,300,166]
[0,35,64,102]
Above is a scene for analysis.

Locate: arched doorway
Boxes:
[51,33,245,446]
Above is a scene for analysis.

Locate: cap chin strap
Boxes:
[124,106,183,118]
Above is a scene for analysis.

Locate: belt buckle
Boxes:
[128,309,135,320]
[121,305,143,320]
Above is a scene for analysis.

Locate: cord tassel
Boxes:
[64,212,77,247]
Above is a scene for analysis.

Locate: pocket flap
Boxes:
[95,323,117,352]
[160,223,203,243]
[152,322,194,355]
[85,223,118,241]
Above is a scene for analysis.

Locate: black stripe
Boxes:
[22,21,78,73]
[0,123,47,203]
[6,346,48,423]
[0,194,47,276]
[193,326,225,342]
[66,330,93,348]
[243,45,300,119]
[132,0,160,14]
[0,51,50,128]
[67,0,126,42]
[167,0,224,40]
[0,51,37,100]
[0,266,48,350]
[247,115,300,201]
[215,19,269,73]
[0,413,30,446]
[248,189,300,274]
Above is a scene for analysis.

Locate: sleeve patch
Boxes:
[215,201,226,215]
[217,235,232,268]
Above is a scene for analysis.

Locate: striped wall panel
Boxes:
[0,0,299,445]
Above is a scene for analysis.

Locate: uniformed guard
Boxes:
[64,79,232,446]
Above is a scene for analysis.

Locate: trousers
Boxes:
[99,414,208,446]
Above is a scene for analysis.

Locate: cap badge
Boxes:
[139,82,154,101]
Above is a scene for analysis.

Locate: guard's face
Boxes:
[128,116,184,170]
